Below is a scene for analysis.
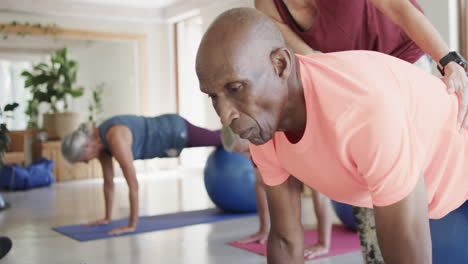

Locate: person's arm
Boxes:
[304,189,332,259]
[266,176,304,264]
[254,0,319,55]
[86,153,115,226]
[373,175,431,264]
[100,153,115,222]
[236,168,270,244]
[369,0,468,129]
[106,126,139,235]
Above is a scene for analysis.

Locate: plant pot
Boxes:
[42,112,82,140]
[55,112,82,139]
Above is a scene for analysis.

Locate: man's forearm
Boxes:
[267,232,304,264]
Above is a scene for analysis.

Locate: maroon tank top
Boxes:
[273,0,425,63]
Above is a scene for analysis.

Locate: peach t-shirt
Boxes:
[250,51,468,219]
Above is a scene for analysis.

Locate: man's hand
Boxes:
[236,230,269,244]
[443,62,468,130]
[108,225,136,235]
[85,218,110,226]
[304,242,330,260]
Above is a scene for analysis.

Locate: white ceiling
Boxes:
[0,0,191,23]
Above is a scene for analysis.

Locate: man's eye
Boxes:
[228,84,242,93]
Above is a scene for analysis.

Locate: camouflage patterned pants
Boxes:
[352,207,385,264]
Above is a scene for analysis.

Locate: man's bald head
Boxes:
[196,7,298,145]
[196,7,286,81]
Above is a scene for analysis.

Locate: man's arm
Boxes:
[106,125,139,235]
[374,175,432,264]
[369,0,468,130]
[266,176,304,264]
[254,0,319,55]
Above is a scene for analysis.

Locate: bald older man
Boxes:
[196,7,468,264]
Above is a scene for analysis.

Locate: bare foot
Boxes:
[304,242,330,260]
[108,225,136,235]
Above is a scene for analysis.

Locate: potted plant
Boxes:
[0,103,17,210]
[0,103,19,167]
[21,47,84,139]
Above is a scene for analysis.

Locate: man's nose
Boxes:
[217,99,239,126]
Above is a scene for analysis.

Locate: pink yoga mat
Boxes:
[228,225,361,260]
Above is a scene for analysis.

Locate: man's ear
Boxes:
[270,48,292,80]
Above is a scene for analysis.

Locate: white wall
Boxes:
[69,41,138,121]
[418,0,459,51]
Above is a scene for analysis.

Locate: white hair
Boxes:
[61,123,92,163]
[221,125,241,152]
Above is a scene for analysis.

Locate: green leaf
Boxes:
[34,91,51,103]
[32,74,52,86]
[21,71,33,78]
[70,87,84,98]
[3,103,19,112]
[24,78,33,88]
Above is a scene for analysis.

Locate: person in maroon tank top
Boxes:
[229,0,468,262]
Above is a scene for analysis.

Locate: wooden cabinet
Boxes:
[33,140,102,182]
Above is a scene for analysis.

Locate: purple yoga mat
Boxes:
[228,225,361,260]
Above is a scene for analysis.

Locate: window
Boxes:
[0,59,33,130]
[175,16,212,167]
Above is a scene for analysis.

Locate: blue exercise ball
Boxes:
[204,147,257,213]
[331,200,357,231]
